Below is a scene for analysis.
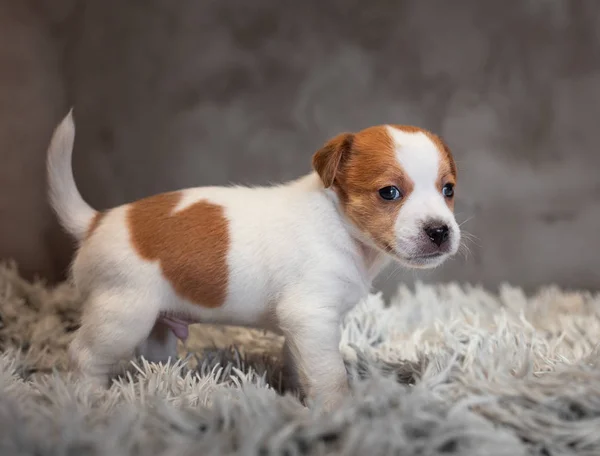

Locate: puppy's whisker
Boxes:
[460,231,482,249]
[458,245,471,261]
[458,238,475,261]
[385,263,405,282]
[460,228,479,238]
[458,215,476,227]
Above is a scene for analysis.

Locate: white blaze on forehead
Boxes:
[385,126,440,190]
[385,126,461,258]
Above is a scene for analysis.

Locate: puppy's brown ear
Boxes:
[312,133,354,188]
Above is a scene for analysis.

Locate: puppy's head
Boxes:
[313,125,460,269]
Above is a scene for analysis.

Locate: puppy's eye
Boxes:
[442,183,454,198]
[378,186,402,201]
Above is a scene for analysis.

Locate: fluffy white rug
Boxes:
[0,261,599,455]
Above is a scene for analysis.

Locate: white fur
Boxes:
[47,111,96,240]
[387,126,461,265]
[47,113,460,410]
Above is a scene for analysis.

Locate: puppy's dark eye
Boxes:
[378,186,402,201]
[442,183,454,198]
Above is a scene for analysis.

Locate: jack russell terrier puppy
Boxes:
[47,111,460,409]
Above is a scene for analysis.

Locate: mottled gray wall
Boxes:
[0,0,71,282]
[1,0,599,295]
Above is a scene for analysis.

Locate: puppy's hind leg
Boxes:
[68,288,160,387]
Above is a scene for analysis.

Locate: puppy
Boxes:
[47,111,460,409]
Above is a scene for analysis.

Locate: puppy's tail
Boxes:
[47,109,97,242]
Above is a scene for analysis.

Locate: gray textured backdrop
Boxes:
[0,0,599,296]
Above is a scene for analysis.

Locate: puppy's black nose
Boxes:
[424,224,449,247]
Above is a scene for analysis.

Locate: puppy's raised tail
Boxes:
[47,110,97,242]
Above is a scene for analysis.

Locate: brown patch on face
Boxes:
[86,211,106,239]
[431,135,457,179]
[312,126,414,253]
[127,192,229,308]
[431,134,457,211]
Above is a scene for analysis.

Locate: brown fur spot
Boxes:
[312,133,354,188]
[313,126,414,253]
[127,192,229,308]
[86,212,106,239]
[430,134,457,211]
[433,135,457,179]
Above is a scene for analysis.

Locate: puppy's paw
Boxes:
[306,380,351,412]
[67,344,111,389]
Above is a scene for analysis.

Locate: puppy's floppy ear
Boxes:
[312,133,354,188]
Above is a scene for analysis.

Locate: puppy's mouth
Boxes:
[373,237,455,269]
[378,244,448,268]
[410,252,444,260]
[401,252,446,268]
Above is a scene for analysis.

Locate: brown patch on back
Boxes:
[86,211,106,239]
[127,191,229,308]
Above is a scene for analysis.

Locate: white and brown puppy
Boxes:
[47,112,460,409]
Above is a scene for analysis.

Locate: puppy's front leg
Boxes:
[277,301,349,410]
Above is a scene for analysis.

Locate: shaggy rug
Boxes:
[0,262,599,456]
